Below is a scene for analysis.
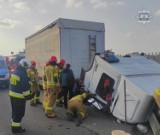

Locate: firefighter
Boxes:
[27,60,42,106]
[42,61,50,110]
[9,58,33,133]
[45,56,58,118]
[55,59,65,107]
[66,92,89,126]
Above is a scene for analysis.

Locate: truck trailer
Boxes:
[25,18,105,79]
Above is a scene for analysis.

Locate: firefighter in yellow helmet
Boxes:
[45,56,58,118]
[27,60,42,106]
[42,61,50,110]
[55,59,65,107]
[66,92,89,126]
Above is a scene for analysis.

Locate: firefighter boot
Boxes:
[66,112,74,121]
[30,96,37,106]
[12,127,26,134]
[76,114,83,127]
[36,99,42,105]
[46,112,57,118]
[35,91,42,105]
[30,100,37,106]
[56,100,63,107]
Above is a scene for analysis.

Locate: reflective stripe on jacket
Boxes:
[9,90,30,99]
[9,65,31,99]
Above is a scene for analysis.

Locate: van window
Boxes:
[96,73,115,104]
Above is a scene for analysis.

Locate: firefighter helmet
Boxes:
[19,58,31,68]
[59,59,65,66]
[49,56,57,63]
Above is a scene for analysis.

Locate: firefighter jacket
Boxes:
[55,66,63,87]
[68,94,87,119]
[42,67,47,89]
[69,94,85,104]
[9,65,31,100]
[45,65,58,88]
[27,68,38,86]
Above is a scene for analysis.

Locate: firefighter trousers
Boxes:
[43,88,48,109]
[30,90,41,104]
[10,97,26,132]
[45,87,57,116]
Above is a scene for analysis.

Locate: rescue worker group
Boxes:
[9,55,92,134]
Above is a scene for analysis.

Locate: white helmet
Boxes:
[19,58,31,68]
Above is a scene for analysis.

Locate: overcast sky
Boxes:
[0,0,160,56]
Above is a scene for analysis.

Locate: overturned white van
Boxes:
[83,53,160,123]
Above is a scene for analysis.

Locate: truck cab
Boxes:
[0,56,10,88]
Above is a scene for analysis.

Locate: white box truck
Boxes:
[25,18,105,79]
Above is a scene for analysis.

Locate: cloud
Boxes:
[155,9,160,17]
[90,0,108,9]
[66,0,84,8]
[75,1,83,8]
[14,2,30,13]
[49,0,56,3]
[38,9,48,14]
[110,1,126,7]
[0,17,20,28]
[9,0,16,2]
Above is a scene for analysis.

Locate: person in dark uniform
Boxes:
[9,58,33,134]
[60,63,75,109]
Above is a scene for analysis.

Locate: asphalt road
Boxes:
[0,88,153,135]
